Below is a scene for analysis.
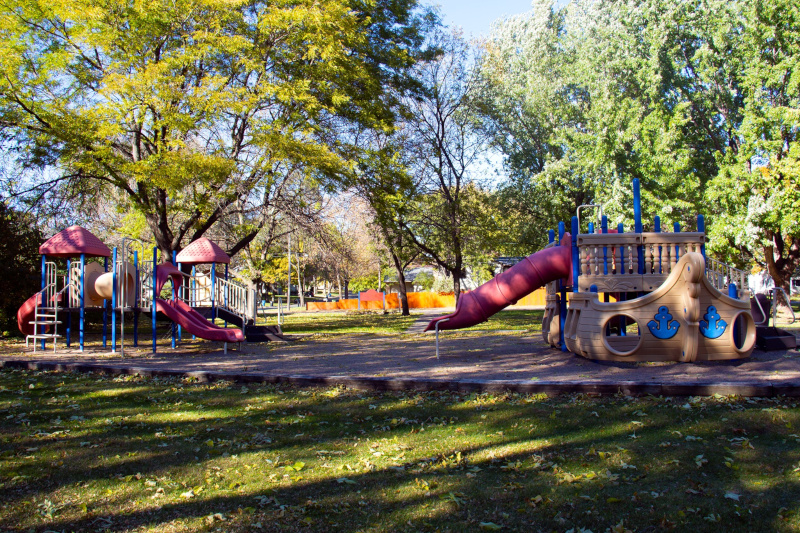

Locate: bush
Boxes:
[0,203,43,336]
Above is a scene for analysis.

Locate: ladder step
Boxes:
[27,334,62,339]
[30,321,62,325]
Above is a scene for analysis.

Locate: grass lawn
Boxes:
[274,309,544,336]
[2,369,800,532]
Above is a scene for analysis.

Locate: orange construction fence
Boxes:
[305,289,551,311]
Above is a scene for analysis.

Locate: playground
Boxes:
[9,178,799,394]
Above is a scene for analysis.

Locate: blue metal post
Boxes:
[548,229,555,243]
[191,265,196,340]
[210,264,216,322]
[172,251,178,346]
[133,251,139,347]
[112,247,118,352]
[80,254,85,351]
[588,222,595,234]
[601,216,609,304]
[152,248,157,354]
[571,216,580,293]
[103,256,108,348]
[224,264,229,328]
[177,261,182,342]
[729,283,740,345]
[40,255,46,350]
[633,178,643,274]
[674,222,681,261]
[697,214,706,260]
[558,221,567,351]
[66,259,71,347]
[617,224,626,334]
[654,216,662,274]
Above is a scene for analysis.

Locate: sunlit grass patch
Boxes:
[1,369,800,532]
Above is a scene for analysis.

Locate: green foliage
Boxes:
[0,0,431,258]
[412,271,434,291]
[0,202,43,335]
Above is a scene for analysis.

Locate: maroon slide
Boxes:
[156,298,244,343]
[425,241,572,332]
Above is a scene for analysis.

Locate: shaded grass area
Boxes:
[2,369,800,532]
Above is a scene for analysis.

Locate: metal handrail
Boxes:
[435,318,450,359]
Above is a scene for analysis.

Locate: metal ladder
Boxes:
[25,298,61,353]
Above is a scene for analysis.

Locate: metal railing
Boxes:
[705,257,749,297]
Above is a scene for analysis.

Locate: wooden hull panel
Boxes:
[564,253,755,362]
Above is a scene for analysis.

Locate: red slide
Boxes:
[425,240,572,332]
[156,298,244,343]
[17,293,43,336]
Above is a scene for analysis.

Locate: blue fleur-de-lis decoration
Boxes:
[699,305,727,339]
[647,306,680,339]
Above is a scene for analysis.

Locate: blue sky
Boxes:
[430,0,535,38]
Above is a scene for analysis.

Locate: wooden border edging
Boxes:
[1,359,798,397]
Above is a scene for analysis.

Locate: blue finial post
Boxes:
[571,216,580,293]
[674,222,681,261]
[152,248,157,354]
[633,178,643,274]
[697,214,706,260]
[133,251,139,347]
[558,221,565,244]
[729,283,741,344]
[112,247,117,352]
[548,229,555,244]
[191,265,197,340]
[617,223,625,274]
[103,256,108,348]
[601,216,609,303]
[655,215,662,274]
[588,222,595,234]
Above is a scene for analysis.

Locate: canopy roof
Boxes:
[175,238,230,264]
[39,225,111,258]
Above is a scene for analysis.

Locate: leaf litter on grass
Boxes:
[0,369,799,532]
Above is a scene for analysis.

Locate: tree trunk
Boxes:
[344,279,350,300]
[392,254,410,316]
[337,274,342,299]
[452,273,461,306]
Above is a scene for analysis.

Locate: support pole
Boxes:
[80,254,85,351]
[224,263,228,328]
[601,216,609,304]
[40,255,46,350]
[697,214,706,260]
[558,221,567,352]
[191,265,196,340]
[210,263,216,322]
[152,248,157,354]
[112,247,117,353]
[66,259,72,347]
[172,251,178,347]
[571,216,580,293]
[133,251,139,347]
[103,256,108,348]
[287,232,292,311]
[674,222,681,262]
[654,215,662,274]
[633,178,643,275]
[617,224,625,335]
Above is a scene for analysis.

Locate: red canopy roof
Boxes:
[39,225,111,258]
[175,238,230,264]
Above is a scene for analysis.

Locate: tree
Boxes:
[401,30,496,302]
[0,0,430,260]
[0,201,43,335]
[707,0,800,290]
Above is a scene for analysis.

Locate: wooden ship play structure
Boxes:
[427,179,765,362]
[18,229,283,354]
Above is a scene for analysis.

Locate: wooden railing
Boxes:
[575,232,705,292]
